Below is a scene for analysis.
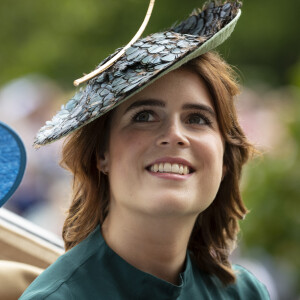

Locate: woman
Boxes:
[20,1,270,299]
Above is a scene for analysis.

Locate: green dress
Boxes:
[19,225,270,299]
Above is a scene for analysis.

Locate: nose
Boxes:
[156,118,190,147]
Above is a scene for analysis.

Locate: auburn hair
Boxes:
[60,51,253,285]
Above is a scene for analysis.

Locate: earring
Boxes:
[101,168,109,175]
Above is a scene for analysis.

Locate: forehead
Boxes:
[114,67,214,113]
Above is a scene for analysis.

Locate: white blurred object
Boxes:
[236,258,278,300]
[0,74,69,236]
[0,75,58,122]
[0,207,64,265]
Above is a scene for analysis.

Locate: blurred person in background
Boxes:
[0,75,69,234]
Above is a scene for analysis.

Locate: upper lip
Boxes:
[146,157,195,171]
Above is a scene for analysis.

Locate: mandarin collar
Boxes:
[93,225,193,300]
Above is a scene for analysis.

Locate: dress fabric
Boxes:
[19,225,270,300]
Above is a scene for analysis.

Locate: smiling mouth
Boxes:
[146,162,195,175]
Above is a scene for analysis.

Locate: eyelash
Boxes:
[131,109,212,126]
[187,112,212,126]
[131,110,156,122]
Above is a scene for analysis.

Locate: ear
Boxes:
[97,152,110,175]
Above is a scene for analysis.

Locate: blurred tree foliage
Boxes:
[0,0,299,87]
[241,88,300,292]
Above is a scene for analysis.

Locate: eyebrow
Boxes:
[125,99,165,113]
[125,99,216,118]
[182,103,216,118]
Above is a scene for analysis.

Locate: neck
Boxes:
[101,207,197,285]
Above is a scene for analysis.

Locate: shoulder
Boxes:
[227,264,270,299]
[187,255,270,299]
[19,226,103,300]
[19,282,72,300]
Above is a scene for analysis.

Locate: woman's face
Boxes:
[101,67,225,218]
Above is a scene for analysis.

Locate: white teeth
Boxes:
[164,163,171,172]
[183,165,188,175]
[171,164,179,173]
[149,163,191,175]
[179,165,184,174]
[159,163,164,172]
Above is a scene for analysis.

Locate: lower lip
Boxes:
[146,170,193,181]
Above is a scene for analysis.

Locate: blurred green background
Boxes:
[0,0,299,299]
[1,0,299,87]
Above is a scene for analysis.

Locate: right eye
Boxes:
[132,110,156,122]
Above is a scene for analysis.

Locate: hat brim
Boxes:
[0,122,26,207]
[34,2,241,147]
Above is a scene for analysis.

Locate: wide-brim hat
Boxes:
[34,0,242,147]
[0,122,26,207]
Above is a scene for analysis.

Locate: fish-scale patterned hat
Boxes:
[34,0,242,147]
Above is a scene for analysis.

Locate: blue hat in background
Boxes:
[0,122,26,207]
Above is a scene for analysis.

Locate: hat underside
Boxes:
[34,1,241,147]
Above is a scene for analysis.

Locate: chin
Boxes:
[142,193,205,217]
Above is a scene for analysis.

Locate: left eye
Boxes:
[133,110,155,122]
[187,114,210,125]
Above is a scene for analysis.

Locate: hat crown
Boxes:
[171,1,241,36]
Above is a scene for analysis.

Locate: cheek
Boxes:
[193,135,224,174]
[192,135,224,208]
[108,129,151,171]
[108,130,152,202]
